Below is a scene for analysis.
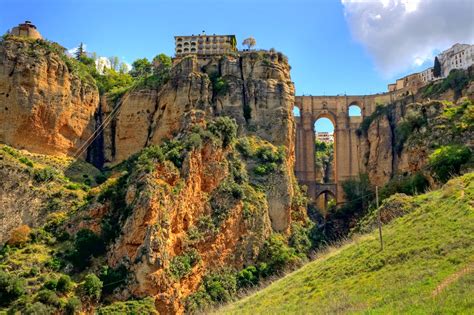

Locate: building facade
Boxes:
[175,34,237,56]
[420,67,434,83]
[8,21,42,40]
[315,131,334,144]
[438,43,474,77]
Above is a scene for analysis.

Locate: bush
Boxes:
[137,145,164,173]
[99,264,128,295]
[18,156,34,167]
[56,275,73,294]
[68,229,105,270]
[428,145,472,183]
[208,117,238,147]
[210,72,229,96]
[0,271,25,307]
[289,223,312,255]
[23,301,55,315]
[81,274,103,302]
[33,167,56,182]
[36,289,61,307]
[42,277,58,290]
[7,225,31,246]
[258,234,300,274]
[236,265,259,288]
[202,271,237,303]
[64,296,82,314]
[169,250,200,279]
[96,297,157,314]
[380,172,430,200]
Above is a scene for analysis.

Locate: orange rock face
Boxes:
[0,37,99,157]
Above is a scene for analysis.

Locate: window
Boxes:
[348,104,362,117]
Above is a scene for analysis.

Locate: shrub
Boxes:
[207,117,238,147]
[258,234,300,274]
[380,172,430,200]
[137,145,164,173]
[68,229,105,270]
[202,271,237,303]
[23,301,55,314]
[7,225,31,246]
[169,249,200,279]
[99,264,128,295]
[81,274,103,302]
[185,289,213,314]
[236,265,259,288]
[210,72,229,96]
[33,167,56,182]
[18,156,34,167]
[56,275,73,294]
[428,145,472,183]
[96,297,157,314]
[42,277,58,290]
[64,296,82,315]
[0,271,25,307]
[36,289,61,307]
[289,223,312,255]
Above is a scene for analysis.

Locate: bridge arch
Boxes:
[294,95,376,206]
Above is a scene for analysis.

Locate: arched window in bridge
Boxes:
[314,117,335,184]
[348,104,362,116]
[293,106,301,117]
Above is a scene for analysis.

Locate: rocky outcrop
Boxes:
[105,52,295,165]
[0,37,99,157]
[359,97,473,186]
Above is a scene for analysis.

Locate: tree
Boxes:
[75,42,86,60]
[119,62,130,74]
[242,37,256,50]
[152,54,172,75]
[81,274,103,302]
[433,56,442,77]
[130,58,152,78]
[109,56,120,71]
[428,145,472,183]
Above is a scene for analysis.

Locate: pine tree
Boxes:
[433,56,441,78]
[75,42,86,60]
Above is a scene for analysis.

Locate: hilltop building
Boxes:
[175,34,237,56]
[7,21,42,40]
[387,43,474,92]
[437,43,474,77]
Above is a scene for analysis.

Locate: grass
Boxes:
[219,173,474,314]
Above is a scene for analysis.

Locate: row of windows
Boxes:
[177,43,227,49]
[176,48,229,54]
[176,37,229,44]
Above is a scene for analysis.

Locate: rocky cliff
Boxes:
[359,95,473,186]
[0,36,99,157]
[105,52,294,165]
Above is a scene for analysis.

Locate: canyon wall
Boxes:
[0,37,100,157]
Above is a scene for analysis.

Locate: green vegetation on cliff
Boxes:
[221,173,474,314]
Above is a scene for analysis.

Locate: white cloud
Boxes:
[341,0,474,77]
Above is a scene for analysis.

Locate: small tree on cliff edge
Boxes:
[75,42,86,60]
[433,56,442,77]
[242,37,256,50]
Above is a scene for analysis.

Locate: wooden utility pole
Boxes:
[376,186,383,251]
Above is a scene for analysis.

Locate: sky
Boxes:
[1,0,473,132]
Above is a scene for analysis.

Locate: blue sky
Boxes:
[2,0,472,132]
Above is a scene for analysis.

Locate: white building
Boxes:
[420,67,434,83]
[315,132,334,144]
[438,43,474,78]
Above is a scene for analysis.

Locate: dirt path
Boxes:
[432,262,474,297]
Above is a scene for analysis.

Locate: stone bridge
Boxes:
[294,93,396,207]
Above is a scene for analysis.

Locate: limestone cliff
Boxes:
[104,52,294,167]
[0,36,99,157]
[359,96,473,186]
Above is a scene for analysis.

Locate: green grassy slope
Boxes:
[221,173,474,314]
